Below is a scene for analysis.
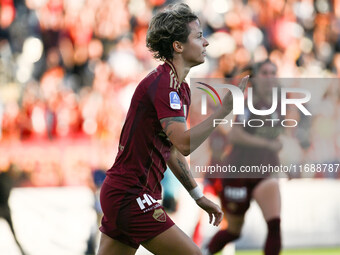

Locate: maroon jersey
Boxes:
[226,100,283,175]
[105,61,190,199]
[219,100,283,214]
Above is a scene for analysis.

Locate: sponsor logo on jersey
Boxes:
[169,91,181,110]
[153,208,166,222]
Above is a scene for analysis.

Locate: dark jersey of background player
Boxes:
[207,59,282,255]
[105,60,190,200]
[219,99,283,214]
[225,99,283,178]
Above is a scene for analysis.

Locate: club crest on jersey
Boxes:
[153,208,166,222]
[169,91,181,110]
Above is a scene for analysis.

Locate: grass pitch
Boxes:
[236,247,340,255]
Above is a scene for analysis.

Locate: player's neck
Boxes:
[171,57,190,83]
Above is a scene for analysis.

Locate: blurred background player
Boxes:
[192,124,230,248]
[205,59,282,255]
[97,3,248,255]
[85,169,106,255]
[0,164,26,255]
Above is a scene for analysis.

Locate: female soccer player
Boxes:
[97,3,248,255]
[206,59,282,255]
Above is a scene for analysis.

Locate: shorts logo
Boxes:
[153,208,166,222]
[136,194,157,210]
[169,91,181,110]
[224,186,247,201]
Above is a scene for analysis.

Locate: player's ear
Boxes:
[173,41,183,53]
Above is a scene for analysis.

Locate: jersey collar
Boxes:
[164,60,182,90]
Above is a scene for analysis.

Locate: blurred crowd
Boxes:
[1,0,340,186]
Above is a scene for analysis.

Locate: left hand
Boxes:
[196,196,223,226]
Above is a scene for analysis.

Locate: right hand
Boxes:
[196,196,224,226]
[222,75,249,114]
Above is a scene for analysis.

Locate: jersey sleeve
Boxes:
[152,74,186,120]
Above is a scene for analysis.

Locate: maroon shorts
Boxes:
[220,178,265,215]
[99,181,175,249]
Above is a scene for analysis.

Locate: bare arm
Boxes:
[166,146,197,191]
[166,146,223,226]
[161,76,249,156]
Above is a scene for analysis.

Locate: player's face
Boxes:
[181,19,209,67]
[255,63,277,97]
[257,63,277,78]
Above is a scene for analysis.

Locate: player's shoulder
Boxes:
[181,79,190,92]
[146,61,181,89]
[139,63,167,87]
